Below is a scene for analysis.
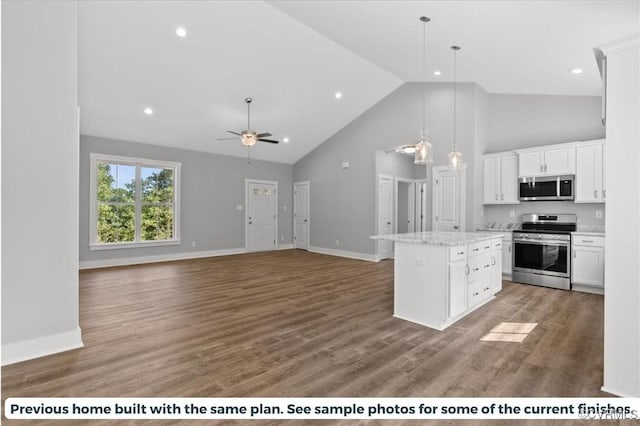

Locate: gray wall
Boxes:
[80,135,293,264]
[2,1,80,354]
[482,93,606,227]
[487,94,604,152]
[294,82,480,255]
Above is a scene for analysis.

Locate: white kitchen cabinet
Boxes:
[502,241,512,276]
[449,258,467,318]
[490,238,503,294]
[572,234,604,291]
[517,144,576,177]
[483,153,519,204]
[575,140,606,203]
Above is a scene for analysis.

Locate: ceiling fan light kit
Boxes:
[217,97,279,148]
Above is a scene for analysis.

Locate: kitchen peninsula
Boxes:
[372,232,504,330]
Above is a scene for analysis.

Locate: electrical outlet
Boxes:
[596,210,603,219]
[191,241,196,248]
[509,211,515,218]
[336,240,340,246]
[236,205,243,211]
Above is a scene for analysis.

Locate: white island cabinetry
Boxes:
[372,232,503,331]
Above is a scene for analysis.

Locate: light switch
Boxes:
[596,210,603,218]
[236,205,243,211]
[414,258,426,266]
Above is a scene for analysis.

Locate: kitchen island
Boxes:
[371,232,504,330]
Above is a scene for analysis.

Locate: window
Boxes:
[89,153,181,250]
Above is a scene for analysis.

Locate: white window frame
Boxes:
[89,153,181,250]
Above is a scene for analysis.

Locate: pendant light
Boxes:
[447,45,463,169]
[414,16,434,164]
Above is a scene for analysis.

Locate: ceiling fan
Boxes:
[217,97,279,146]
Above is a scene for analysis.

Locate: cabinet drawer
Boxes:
[491,238,503,250]
[572,235,604,247]
[468,253,492,282]
[468,279,492,308]
[449,245,467,262]
[469,240,493,256]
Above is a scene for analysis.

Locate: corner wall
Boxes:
[2,0,82,365]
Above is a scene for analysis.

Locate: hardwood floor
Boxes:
[2,249,614,425]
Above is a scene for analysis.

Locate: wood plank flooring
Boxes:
[2,249,616,425]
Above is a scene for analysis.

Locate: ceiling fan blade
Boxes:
[227,130,242,136]
[256,132,272,138]
[258,139,279,144]
[217,138,239,140]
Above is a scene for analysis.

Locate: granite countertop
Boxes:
[476,222,521,232]
[573,225,605,236]
[370,231,504,246]
[572,231,605,236]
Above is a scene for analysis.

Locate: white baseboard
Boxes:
[572,284,604,295]
[2,327,83,366]
[308,246,379,262]
[277,244,294,250]
[79,247,247,269]
[601,385,638,397]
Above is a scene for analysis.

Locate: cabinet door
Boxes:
[575,144,603,202]
[483,157,500,204]
[490,249,503,294]
[500,154,519,203]
[572,246,604,287]
[449,259,467,318]
[602,143,607,202]
[518,151,544,177]
[545,147,576,175]
[502,241,512,275]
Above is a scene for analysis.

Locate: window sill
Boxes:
[89,240,181,251]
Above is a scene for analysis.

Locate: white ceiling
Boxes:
[79,1,639,164]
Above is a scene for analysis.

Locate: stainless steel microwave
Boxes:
[518,175,574,201]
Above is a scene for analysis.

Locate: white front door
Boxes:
[294,181,310,250]
[246,180,277,252]
[432,166,466,232]
[377,175,393,259]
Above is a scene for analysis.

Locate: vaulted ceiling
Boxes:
[79,1,639,164]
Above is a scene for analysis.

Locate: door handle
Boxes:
[492,257,496,265]
[465,265,469,275]
[453,225,459,230]
[603,189,606,199]
[594,190,598,199]
[249,221,253,224]
[304,219,308,223]
[501,194,504,201]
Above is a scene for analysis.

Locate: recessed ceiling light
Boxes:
[283,137,290,143]
[335,92,343,99]
[433,70,441,76]
[571,68,583,74]
[176,27,187,38]
[144,107,153,115]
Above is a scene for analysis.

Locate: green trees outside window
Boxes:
[94,157,178,246]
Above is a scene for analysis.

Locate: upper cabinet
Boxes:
[483,152,519,204]
[517,145,576,177]
[575,139,606,203]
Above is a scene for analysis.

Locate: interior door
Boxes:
[294,181,310,250]
[247,181,277,252]
[432,166,465,232]
[377,175,393,259]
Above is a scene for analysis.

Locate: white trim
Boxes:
[245,179,279,252]
[600,386,637,398]
[89,239,181,251]
[79,247,247,270]
[597,34,640,55]
[293,181,311,249]
[277,243,294,250]
[2,327,83,366]
[394,177,414,235]
[376,174,394,260]
[308,246,379,262]
[89,153,181,248]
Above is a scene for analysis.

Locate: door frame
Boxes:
[293,181,310,249]
[431,165,466,232]
[376,174,394,259]
[245,178,279,252]
[394,177,414,234]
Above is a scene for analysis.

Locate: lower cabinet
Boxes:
[490,240,503,294]
[449,259,467,317]
[572,235,605,289]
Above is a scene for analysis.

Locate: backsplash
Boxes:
[483,201,605,228]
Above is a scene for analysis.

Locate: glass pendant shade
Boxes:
[414,130,433,164]
[448,149,463,169]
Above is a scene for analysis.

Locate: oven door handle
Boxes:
[513,239,569,247]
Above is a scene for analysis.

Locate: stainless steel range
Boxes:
[512,214,577,290]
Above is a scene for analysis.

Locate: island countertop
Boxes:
[370,231,504,247]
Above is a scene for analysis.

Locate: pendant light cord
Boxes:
[422,19,427,133]
[453,48,457,149]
